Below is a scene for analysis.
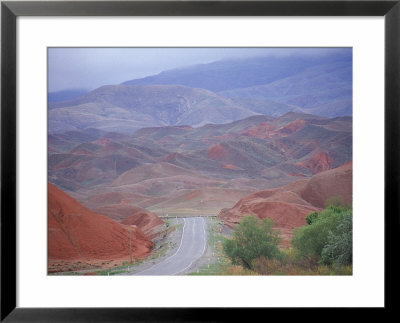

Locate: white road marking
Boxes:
[172,217,207,275]
[202,217,207,256]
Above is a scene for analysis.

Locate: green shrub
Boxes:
[291,206,352,264]
[223,215,282,269]
[306,212,319,225]
[320,213,352,265]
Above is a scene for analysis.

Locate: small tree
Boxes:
[223,215,282,269]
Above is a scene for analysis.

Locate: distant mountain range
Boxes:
[48,88,89,103]
[48,52,352,133]
[219,61,352,117]
[123,51,351,93]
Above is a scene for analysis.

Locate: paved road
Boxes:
[134,217,207,275]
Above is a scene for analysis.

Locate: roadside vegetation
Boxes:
[220,199,353,275]
[223,216,282,269]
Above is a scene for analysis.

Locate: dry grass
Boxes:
[218,247,352,276]
[250,253,352,276]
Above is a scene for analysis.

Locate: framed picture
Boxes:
[1,0,398,320]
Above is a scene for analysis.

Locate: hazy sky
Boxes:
[48,47,349,92]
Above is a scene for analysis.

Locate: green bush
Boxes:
[291,206,352,265]
[306,212,319,225]
[223,215,282,269]
[320,213,352,265]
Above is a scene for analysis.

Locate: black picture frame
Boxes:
[1,1,399,321]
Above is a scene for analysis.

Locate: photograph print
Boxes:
[48,47,352,276]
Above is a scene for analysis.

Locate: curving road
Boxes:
[134,217,207,275]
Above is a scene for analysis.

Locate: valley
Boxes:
[47,48,353,275]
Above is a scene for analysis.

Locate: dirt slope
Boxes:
[298,161,352,208]
[121,211,165,239]
[48,183,153,271]
[92,203,165,238]
[219,162,352,246]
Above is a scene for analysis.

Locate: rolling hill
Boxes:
[218,162,352,246]
[48,183,154,272]
[48,84,257,133]
[49,112,352,219]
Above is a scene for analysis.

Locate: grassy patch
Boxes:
[256,252,353,275]
[226,249,353,276]
[188,261,229,276]
[90,260,148,276]
[95,269,129,276]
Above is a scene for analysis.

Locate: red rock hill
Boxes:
[219,162,352,246]
[48,183,154,265]
[121,211,165,240]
